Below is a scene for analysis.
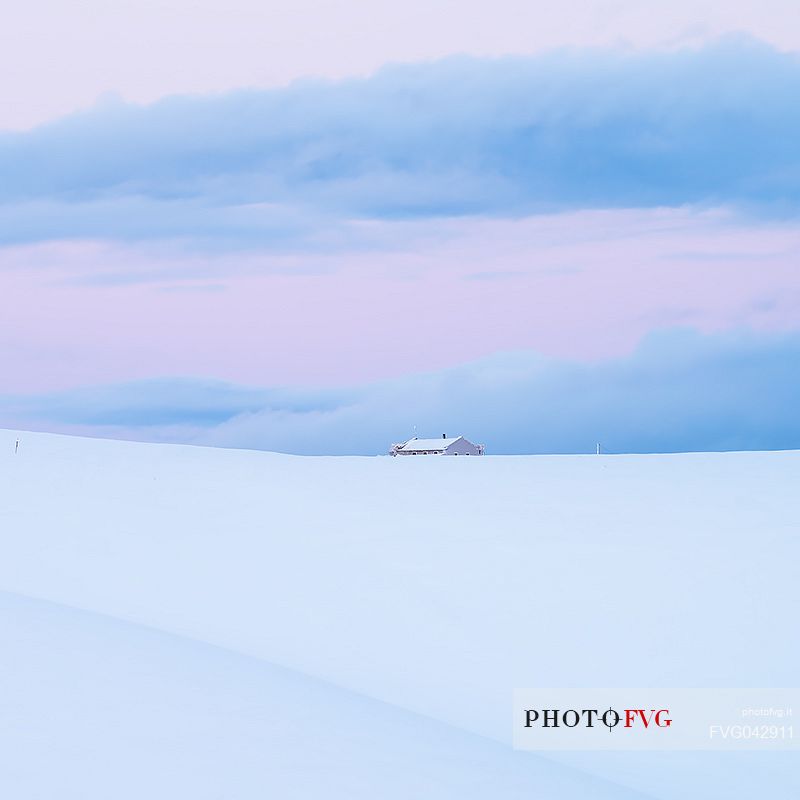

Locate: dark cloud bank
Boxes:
[1,36,800,248]
[4,329,800,455]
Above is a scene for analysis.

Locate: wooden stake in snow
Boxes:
[15,439,19,454]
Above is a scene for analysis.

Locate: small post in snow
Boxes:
[15,438,19,454]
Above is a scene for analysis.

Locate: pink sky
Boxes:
[3,5,800,401]
[3,0,800,130]
[3,208,799,393]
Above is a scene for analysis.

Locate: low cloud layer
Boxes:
[4,328,800,455]
[1,37,799,250]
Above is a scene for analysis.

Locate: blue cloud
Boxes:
[0,378,354,429]
[1,36,799,249]
[4,328,800,455]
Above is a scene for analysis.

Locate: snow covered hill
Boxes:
[3,591,654,800]
[1,430,798,798]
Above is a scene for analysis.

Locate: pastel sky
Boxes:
[3,0,800,130]
[2,3,800,453]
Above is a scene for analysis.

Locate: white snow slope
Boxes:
[1,430,798,799]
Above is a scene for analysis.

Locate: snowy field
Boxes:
[1,430,798,798]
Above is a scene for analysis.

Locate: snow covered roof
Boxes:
[397,437,462,451]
